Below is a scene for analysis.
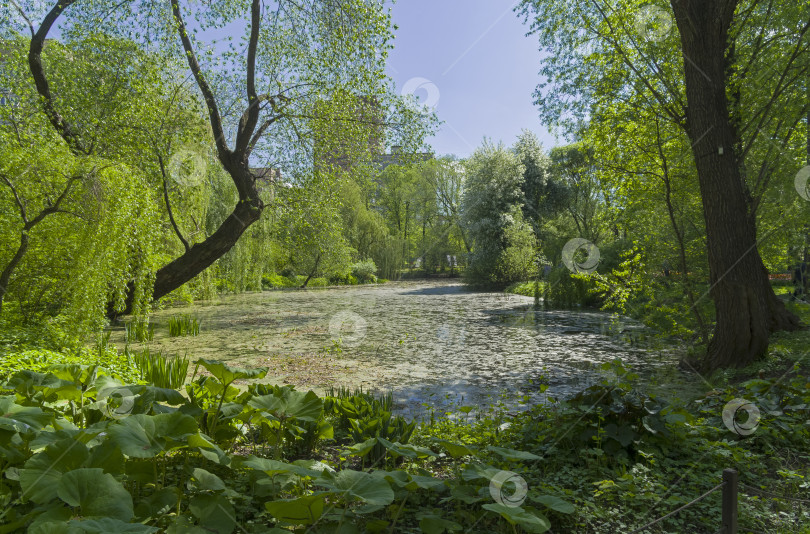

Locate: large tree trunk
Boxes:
[152,173,263,301]
[671,0,800,371]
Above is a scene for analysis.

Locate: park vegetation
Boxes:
[0,0,809,532]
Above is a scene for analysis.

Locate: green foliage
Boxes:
[125,318,154,343]
[167,315,200,337]
[463,141,539,288]
[0,356,574,533]
[350,258,378,283]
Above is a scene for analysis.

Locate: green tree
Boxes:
[518,0,809,369]
[11,0,431,314]
[462,142,537,287]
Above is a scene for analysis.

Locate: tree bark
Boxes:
[670,0,800,371]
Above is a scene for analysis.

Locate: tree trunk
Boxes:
[153,190,262,301]
[670,0,800,371]
[0,233,29,314]
[301,253,322,289]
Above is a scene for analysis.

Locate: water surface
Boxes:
[118,281,702,416]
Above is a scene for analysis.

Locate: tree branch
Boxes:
[27,0,86,154]
[158,153,190,251]
[170,0,231,161]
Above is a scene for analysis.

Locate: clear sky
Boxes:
[386,0,560,158]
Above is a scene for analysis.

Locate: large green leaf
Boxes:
[342,437,378,457]
[187,433,230,466]
[249,389,323,422]
[531,494,575,514]
[189,494,236,534]
[238,455,323,478]
[487,446,542,461]
[419,515,463,533]
[378,438,438,459]
[265,494,326,526]
[57,468,133,521]
[46,365,97,388]
[134,487,181,521]
[434,439,477,458]
[0,396,53,434]
[191,468,226,491]
[20,439,90,504]
[196,359,267,385]
[107,413,197,458]
[482,504,550,533]
[34,518,159,533]
[321,470,395,506]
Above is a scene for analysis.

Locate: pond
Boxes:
[117,280,705,417]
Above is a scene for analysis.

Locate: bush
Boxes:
[261,273,300,289]
[350,259,377,283]
[0,347,140,383]
[544,266,602,308]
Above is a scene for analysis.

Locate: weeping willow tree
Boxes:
[0,36,167,334]
[2,0,434,325]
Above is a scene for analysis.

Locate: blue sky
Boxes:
[386,0,559,157]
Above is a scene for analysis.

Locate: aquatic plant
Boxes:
[125,317,154,342]
[168,314,201,337]
[129,347,190,389]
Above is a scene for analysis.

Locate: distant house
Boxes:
[251,167,284,199]
[373,145,433,172]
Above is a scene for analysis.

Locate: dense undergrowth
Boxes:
[1,300,809,533]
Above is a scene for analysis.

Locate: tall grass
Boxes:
[125,318,154,342]
[129,348,190,389]
[324,385,394,412]
[168,315,201,337]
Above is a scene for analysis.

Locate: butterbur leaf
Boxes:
[107,413,197,458]
[0,396,52,433]
[531,494,575,514]
[187,433,230,466]
[191,468,226,491]
[196,359,267,385]
[189,494,236,533]
[323,469,395,506]
[486,446,542,461]
[249,389,323,422]
[265,494,326,526]
[134,487,180,521]
[419,515,463,533]
[46,365,97,387]
[482,504,551,533]
[64,518,158,533]
[342,437,377,457]
[21,438,90,503]
[379,438,438,458]
[434,439,477,458]
[57,468,133,521]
